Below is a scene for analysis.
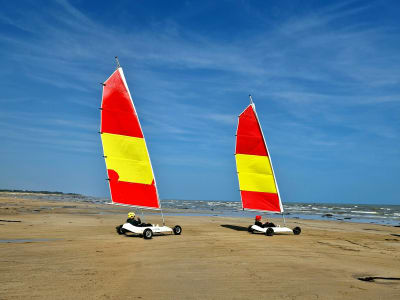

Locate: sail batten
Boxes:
[100,67,160,209]
[235,102,283,213]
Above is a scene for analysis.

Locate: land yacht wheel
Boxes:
[265,227,274,236]
[116,225,126,235]
[173,225,182,235]
[293,227,301,235]
[143,228,153,239]
[248,225,254,233]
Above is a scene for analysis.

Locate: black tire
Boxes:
[143,228,153,239]
[248,225,254,233]
[116,225,126,235]
[173,225,182,235]
[293,227,301,235]
[265,227,274,236]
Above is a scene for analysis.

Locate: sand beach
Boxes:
[1,196,400,299]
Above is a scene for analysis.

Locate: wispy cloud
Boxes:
[1,1,398,138]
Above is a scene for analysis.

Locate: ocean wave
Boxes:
[2,192,399,225]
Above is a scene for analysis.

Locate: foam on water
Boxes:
[2,193,400,226]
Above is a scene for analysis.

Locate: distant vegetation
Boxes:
[0,189,81,196]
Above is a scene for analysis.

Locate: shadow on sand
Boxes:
[220,224,249,232]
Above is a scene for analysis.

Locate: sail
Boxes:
[235,102,283,212]
[100,67,160,209]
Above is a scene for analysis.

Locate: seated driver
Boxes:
[127,212,142,226]
[255,215,263,227]
[126,212,152,227]
[254,215,276,228]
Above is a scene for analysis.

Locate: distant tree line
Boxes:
[0,189,81,196]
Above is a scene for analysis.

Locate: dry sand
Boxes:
[1,196,400,299]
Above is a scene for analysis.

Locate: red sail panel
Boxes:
[101,69,143,138]
[100,68,160,209]
[236,105,268,156]
[107,170,159,208]
[240,191,281,212]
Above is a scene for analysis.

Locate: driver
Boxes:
[254,215,276,228]
[126,212,152,227]
[255,215,263,227]
[127,212,142,226]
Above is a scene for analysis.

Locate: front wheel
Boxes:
[293,227,301,235]
[265,227,274,236]
[116,225,126,235]
[248,225,254,233]
[143,228,153,239]
[173,225,182,235]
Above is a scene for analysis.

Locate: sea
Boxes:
[3,192,400,226]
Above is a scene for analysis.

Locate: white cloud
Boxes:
[0,0,399,164]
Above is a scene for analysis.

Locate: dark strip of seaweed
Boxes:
[358,277,400,282]
[0,220,21,222]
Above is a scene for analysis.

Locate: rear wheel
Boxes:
[173,225,182,235]
[265,227,274,236]
[143,228,153,239]
[293,227,301,235]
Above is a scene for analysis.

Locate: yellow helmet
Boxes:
[128,212,135,218]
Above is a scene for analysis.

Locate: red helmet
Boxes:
[255,215,262,221]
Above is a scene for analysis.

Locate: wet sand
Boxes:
[0,196,400,299]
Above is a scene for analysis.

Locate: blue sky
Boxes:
[1,0,399,204]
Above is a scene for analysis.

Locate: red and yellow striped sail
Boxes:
[235,103,283,212]
[100,67,159,209]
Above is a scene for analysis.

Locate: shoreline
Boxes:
[1,192,399,226]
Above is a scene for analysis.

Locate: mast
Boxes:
[235,95,284,219]
[250,97,284,211]
[117,61,166,225]
[115,56,121,69]
[249,96,286,225]
[100,58,165,224]
[249,94,254,104]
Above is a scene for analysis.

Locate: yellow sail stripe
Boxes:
[101,133,153,184]
[235,154,277,193]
